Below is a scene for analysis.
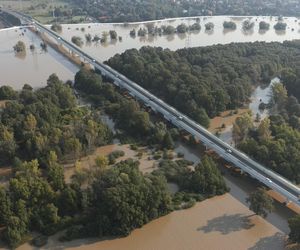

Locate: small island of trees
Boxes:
[274,22,287,30]
[259,21,270,30]
[243,19,255,30]
[71,36,83,46]
[205,22,214,31]
[13,41,26,53]
[50,23,62,33]
[223,21,237,30]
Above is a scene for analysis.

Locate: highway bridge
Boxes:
[6,10,300,206]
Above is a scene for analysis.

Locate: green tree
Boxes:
[0,125,17,164]
[233,113,253,143]
[0,86,17,100]
[257,118,271,141]
[162,131,174,149]
[95,155,109,169]
[259,21,270,30]
[246,187,274,218]
[109,30,118,40]
[288,215,300,243]
[47,151,65,191]
[91,160,172,236]
[270,82,288,110]
[189,156,228,195]
[176,23,188,33]
[13,41,26,53]
[4,216,28,248]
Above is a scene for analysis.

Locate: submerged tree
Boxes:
[246,187,274,218]
[13,41,26,53]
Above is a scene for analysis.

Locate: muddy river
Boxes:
[0,27,77,89]
[57,16,300,62]
[1,15,299,250]
[0,16,300,88]
[17,141,296,250]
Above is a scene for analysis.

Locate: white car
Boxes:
[178,115,183,120]
[266,178,272,183]
[226,148,232,153]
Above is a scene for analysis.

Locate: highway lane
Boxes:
[8,10,300,205]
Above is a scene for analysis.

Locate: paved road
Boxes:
[7,10,300,206]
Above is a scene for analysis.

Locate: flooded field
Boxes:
[18,194,287,250]
[209,76,276,144]
[5,139,295,250]
[57,16,300,62]
[0,27,78,89]
[1,15,299,250]
[1,16,299,89]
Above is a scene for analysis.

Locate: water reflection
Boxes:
[223,28,235,35]
[177,33,187,40]
[166,34,175,42]
[0,28,78,89]
[258,29,268,35]
[242,28,254,36]
[57,15,300,62]
[14,51,26,60]
[1,15,300,90]
[275,30,286,36]
[205,29,214,35]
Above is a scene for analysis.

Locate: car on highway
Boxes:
[178,115,183,120]
[226,148,232,153]
[266,178,273,183]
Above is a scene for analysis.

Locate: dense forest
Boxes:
[69,0,300,22]
[0,72,228,248]
[107,41,300,127]
[0,74,112,166]
[235,82,300,183]
[74,68,180,146]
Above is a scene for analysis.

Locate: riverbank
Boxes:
[17,194,287,250]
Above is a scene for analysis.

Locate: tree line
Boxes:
[106,42,300,127]
[0,74,112,166]
[0,71,230,248]
[68,0,300,23]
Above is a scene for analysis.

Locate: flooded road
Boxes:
[0,27,78,89]
[58,16,300,62]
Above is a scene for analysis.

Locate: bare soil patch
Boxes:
[64,144,160,183]
[209,108,250,134]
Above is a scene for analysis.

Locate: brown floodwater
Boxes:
[1,16,299,250]
[1,16,299,89]
[17,194,287,250]
[0,27,78,89]
[57,16,300,62]
[13,142,296,250]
